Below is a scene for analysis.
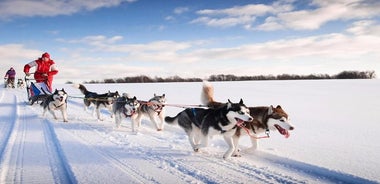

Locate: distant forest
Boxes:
[80,70,376,84]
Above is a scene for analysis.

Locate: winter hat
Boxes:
[42,52,50,59]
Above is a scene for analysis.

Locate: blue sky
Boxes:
[1,0,379,83]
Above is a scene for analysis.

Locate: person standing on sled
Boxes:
[24,52,58,92]
[4,67,16,88]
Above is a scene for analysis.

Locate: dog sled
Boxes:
[24,75,51,105]
[3,77,15,88]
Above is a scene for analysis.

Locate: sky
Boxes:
[1,0,380,83]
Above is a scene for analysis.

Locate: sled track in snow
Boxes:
[59,117,180,183]
[0,92,76,183]
[0,95,20,182]
[42,119,77,183]
[0,92,16,161]
[130,128,306,184]
[65,118,304,184]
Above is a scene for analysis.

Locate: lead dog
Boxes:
[42,88,68,122]
[201,81,294,156]
[165,99,253,159]
[74,84,119,120]
[113,93,140,129]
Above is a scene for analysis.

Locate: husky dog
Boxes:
[42,88,68,122]
[17,79,25,89]
[113,93,140,129]
[201,81,294,156]
[165,99,253,159]
[133,94,166,131]
[74,84,120,120]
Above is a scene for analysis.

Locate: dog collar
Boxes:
[220,125,237,134]
[54,103,65,108]
[123,109,134,117]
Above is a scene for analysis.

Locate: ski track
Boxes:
[61,101,193,183]
[0,89,76,183]
[0,88,377,184]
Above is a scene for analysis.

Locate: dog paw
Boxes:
[157,128,162,131]
[193,148,199,152]
[232,153,241,157]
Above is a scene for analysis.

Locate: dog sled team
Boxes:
[17,52,295,159]
[111,81,294,159]
[26,80,294,159]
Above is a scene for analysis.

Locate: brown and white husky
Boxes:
[201,81,294,156]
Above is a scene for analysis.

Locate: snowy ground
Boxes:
[0,79,379,184]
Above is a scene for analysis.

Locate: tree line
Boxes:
[79,70,376,84]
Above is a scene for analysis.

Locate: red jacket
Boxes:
[24,58,58,90]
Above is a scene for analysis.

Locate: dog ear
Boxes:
[268,105,274,115]
[276,105,282,109]
[227,99,232,108]
[239,98,244,105]
[162,94,165,97]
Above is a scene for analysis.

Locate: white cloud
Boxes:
[191,0,380,31]
[273,0,380,30]
[191,3,284,29]
[59,20,380,69]
[191,15,255,28]
[0,0,136,19]
[0,44,42,75]
[174,7,189,14]
[5,20,379,82]
[347,20,380,36]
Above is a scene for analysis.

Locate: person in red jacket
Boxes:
[24,52,58,91]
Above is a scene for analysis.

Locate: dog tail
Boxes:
[73,84,88,95]
[164,114,179,125]
[201,80,215,105]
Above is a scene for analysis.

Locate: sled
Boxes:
[4,78,15,88]
[24,75,51,105]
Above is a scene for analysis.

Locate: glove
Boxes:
[25,72,30,76]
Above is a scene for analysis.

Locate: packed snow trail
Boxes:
[0,90,75,183]
[0,85,378,184]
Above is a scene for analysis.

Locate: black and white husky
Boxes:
[74,84,119,120]
[165,99,253,159]
[201,81,294,156]
[134,94,166,131]
[113,93,140,129]
[17,79,25,89]
[42,88,68,122]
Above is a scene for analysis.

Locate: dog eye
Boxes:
[238,111,244,115]
[280,119,285,122]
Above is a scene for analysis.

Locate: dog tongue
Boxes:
[284,131,290,138]
[275,125,290,138]
[236,119,244,126]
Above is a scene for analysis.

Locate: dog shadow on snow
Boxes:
[243,150,376,184]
